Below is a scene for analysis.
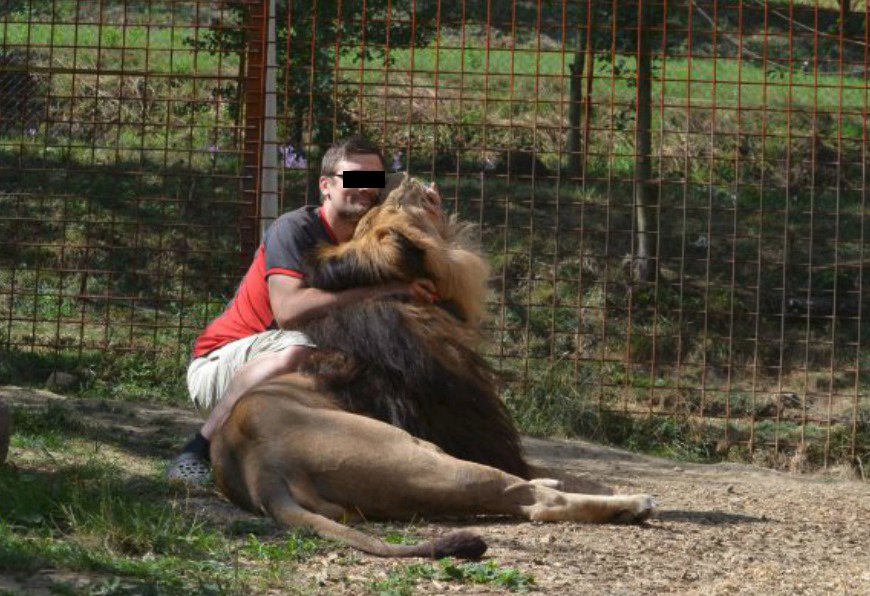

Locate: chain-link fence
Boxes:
[1,0,867,469]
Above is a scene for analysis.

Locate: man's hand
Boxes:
[408,278,440,303]
[382,278,440,303]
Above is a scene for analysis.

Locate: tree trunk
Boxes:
[838,0,851,38]
[632,0,656,283]
[567,3,596,179]
[566,43,585,178]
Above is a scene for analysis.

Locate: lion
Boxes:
[211,175,656,559]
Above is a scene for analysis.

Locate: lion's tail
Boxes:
[266,493,487,560]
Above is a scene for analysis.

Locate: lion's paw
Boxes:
[611,494,657,524]
[633,494,657,521]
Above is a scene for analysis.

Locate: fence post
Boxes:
[260,0,279,237]
[240,0,277,261]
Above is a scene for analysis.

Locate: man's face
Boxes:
[319,154,385,222]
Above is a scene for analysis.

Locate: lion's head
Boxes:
[320,174,491,327]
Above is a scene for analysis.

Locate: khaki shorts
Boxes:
[187,329,315,413]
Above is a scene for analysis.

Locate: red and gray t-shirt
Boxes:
[192,205,337,358]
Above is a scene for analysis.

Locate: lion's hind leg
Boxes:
[286,474,359,522]
[528,493,657,524]
[262,481,487,560]
[499,481,656,524]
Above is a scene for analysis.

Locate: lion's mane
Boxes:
[297,175,529,478]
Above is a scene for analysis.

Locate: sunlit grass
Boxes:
[343,48,867,115]
[0,22,238,75]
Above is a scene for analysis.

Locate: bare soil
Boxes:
[3,386,868,595]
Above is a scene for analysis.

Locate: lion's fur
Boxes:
[212,374,655,559]
[211,175,654,559]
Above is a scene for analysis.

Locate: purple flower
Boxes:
[279,144,307,169]
[391,152,403,172]
[26,126,38,138]
[290,154,307,169]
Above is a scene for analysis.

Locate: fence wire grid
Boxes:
[1,0,867,469]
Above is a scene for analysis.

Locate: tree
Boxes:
[566,2,596,178]
[191,1,437,152]
[563,2,661,281]
[631,0,656,283]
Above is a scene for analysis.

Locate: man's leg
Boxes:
[200,345,311,440]
[167,331,313,485]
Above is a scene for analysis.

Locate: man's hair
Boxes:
[321,135,385,176]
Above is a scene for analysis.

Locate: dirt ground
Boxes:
[3,386,869,595]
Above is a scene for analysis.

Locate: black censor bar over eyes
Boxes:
[339,170,386,189]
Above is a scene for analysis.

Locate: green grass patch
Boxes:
[1,16,237,75]
[351,48,867,114]
[0,345,190,404]
[503,356,869,469]
[371,559,535,595]
[0,400,347,594]
[0,461,236,591]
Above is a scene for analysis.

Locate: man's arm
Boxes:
[268,274,437,329]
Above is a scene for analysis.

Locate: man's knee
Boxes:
[277,344,312,370]
[257,344,312,374]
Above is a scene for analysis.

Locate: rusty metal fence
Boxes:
[1,0,867,469]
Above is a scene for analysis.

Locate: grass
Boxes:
[370,559,535,595]
[0,22,235,76]
[0,399,372,593]
[1,451,243,592]
[502,355,869,468]
[350,47,867,110]
[1,5,243,163]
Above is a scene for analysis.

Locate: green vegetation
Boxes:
[1,2,867,469]
[0,400,340,593]
[370,559,535,595]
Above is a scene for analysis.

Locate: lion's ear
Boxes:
[380,173,408,205]
[423,182,443,213]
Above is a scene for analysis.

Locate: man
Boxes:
[167,136,438,485]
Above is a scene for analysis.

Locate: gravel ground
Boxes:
[290,437,869,594]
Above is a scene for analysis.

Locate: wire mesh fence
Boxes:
[0,1,251,398]
[1,0,867,469]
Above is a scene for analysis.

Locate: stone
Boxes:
[45,371,78,391]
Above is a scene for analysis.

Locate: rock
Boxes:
[0,397,10,465]
[45,371,78,391]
